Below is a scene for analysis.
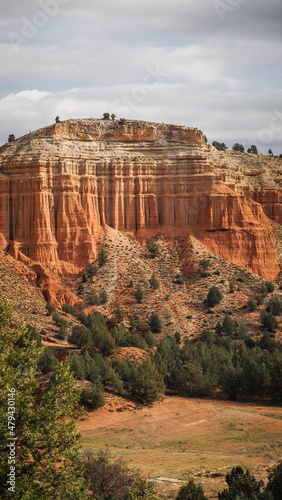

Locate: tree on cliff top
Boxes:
[212,141,228,151]
[0,301,87,499]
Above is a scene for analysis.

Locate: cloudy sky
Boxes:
[1,0,282,153]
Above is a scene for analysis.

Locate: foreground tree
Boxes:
[80,448,158,499]
[218,466,264,499]
[0,301,87,499]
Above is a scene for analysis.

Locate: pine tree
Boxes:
[135,284,144,303]
[0,301,87,499]
[149,312,162,333]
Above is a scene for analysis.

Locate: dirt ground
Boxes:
[79,395,282,499]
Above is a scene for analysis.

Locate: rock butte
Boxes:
[0,119,280,304]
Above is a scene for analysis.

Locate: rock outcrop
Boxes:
[0,119,280,293]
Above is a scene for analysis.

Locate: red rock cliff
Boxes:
[0,119,279,281]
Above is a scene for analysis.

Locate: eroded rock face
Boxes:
[0,119,279,284]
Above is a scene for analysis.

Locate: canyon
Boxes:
[0,118,282,306]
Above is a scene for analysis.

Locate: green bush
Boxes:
[146,241,159,258]
[68,325,92,348]
[87,264,97,278]
[62,304,78,317]
[52,313,68,328]
[46,302,56,315]
[80,382,105,409]
[175,274,185,284]
[100,289,109,304]
[149,312,162,333]
[149,273,159,290]
[206,286,223,307]
[260,310,279,332]
[199,259,211,271]
[176,479,208,500]
[144,329,157,348]
[98,248,108,267]
[247,299,257,311]
[38,347,58,374]
[267,295,282,315]
[114,303,124,324]
[88,294,100,306]
[135,284,144,304]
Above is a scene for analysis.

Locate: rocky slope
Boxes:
[0,118,281,309]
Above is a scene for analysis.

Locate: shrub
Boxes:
[144,329,157,348]
[199,259,211,271]
[174,331,181,344]
[206,286,223,307]
[62,304,78,317]
[212,141,228,151]
[8,134,15,143]
[149,273,159,290]
[229,282,235,294]
[98,248,108,267]
[79,448,146,500]
[87,263,97,278]
[260,310,279,332]
[266,461,282,499]
[149,312,162,333]
[38,347,58,374]
[68,325,92,348]
[100,289,109,304]
[247,299,257,311]
[88,294,100,306]
[135,284,144,304]
[46,302,56,315]
[52,313,68,328]
[218,465,264,499]
[146,241,159,258]
[175,274,185,284]
[80,382,105,409]
[255,294,264,305]
[82,273,87,283]
[92,329,115,355]
[262,281,275,294]
[267,295,282,315]
[114,303,124,324]
[57,325,68,340]
[176,479,208,500]
[222,314,236,336]
[232,143,245,152]
[130,359,165,404]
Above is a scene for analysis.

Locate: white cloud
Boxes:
[0,0,281,155]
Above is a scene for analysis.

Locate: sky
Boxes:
[0,0,282,154]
